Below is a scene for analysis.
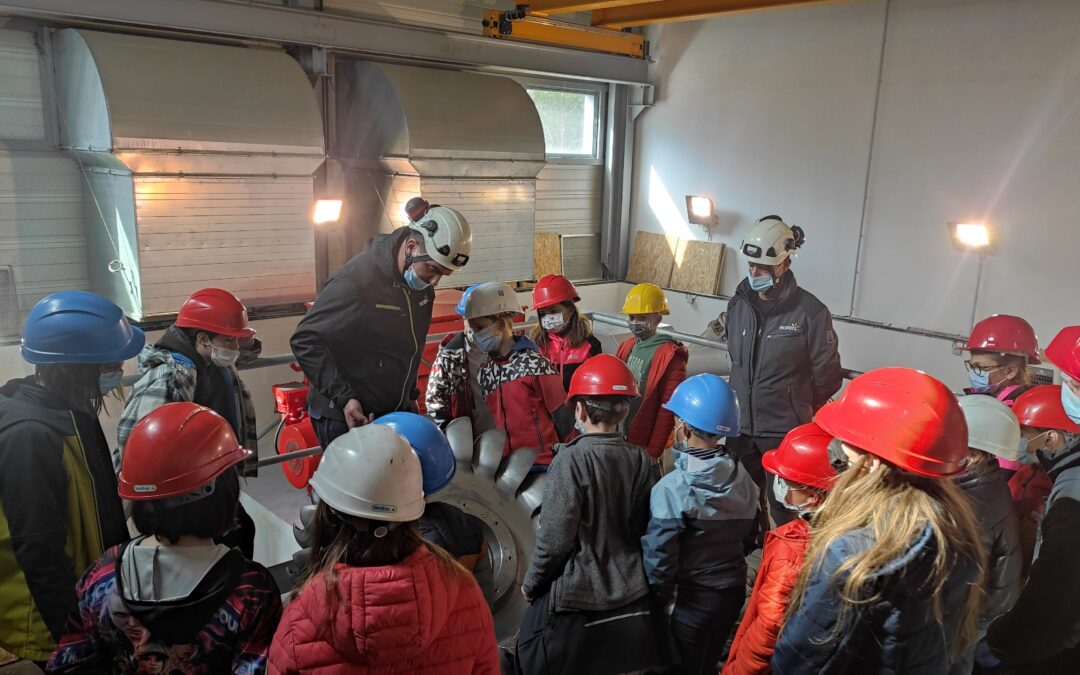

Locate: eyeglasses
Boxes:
[963,361,1004,377]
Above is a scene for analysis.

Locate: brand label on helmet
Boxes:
[742,244,762,257]
[133,484,158,493]
[372,503,398,513]
[613,385,629,391]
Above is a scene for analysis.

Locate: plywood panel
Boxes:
[671,240,725,295]
[626,231,676,287]
[534,232,561,279]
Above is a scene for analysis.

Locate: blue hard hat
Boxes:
[372,412,456,494]
[663,374,740,436]
[455,284,482,318]
[21,291,145,365]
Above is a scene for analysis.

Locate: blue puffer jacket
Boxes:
[641,450,759,601]
[772,524,979,674]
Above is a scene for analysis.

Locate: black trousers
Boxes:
[670,584,745,675]
[517,591,662,675]
[728,434,797,528]
[311,415,350,451]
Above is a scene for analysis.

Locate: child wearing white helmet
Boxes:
[952,395,1023,674]
[270,424,498,673]
[451,282,565,468]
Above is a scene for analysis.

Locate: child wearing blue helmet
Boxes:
[641,374,760,675]
[372,412,488,572]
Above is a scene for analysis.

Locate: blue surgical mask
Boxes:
[404,266,430,291]
[1062,383,1080,425]
[469,325,503,355]
[574,418,587,435]
[748,272,774,293]
[967,370,991,393]
[99,370,123,395]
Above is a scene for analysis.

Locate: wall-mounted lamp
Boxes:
[948,221,994,330]
[948,221,992,253]
[686,195,720,232]
[313,198,343,224]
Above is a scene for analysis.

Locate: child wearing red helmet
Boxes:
[518,355,660,674]
[48,403,281,674]
[723,423,836,675]
[530,275,602,437]
[773,368,985,674]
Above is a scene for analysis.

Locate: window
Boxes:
[527,88,599,158]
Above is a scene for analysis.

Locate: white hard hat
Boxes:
[739,215,804,265]
[409,204,472,272]
[309,425,425,522]
[958,394,1022,461]
[463,282,525,320]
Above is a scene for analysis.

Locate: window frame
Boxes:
[517,77,607,166]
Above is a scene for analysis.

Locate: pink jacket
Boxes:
[269,547,500,674]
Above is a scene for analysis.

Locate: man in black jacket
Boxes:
[724,216,842,527]
[987,328,1080,674]
[291,199,472,448]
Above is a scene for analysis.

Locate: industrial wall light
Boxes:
[686,195,720,231]
[313,199,343,224]
[948,221,992,253]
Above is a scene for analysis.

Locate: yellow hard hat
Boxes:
[622,283,670,316]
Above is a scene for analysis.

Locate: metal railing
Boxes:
[585,311,864,381]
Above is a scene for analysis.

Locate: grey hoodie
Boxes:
[522,432,655,612]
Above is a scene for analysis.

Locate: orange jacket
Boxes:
[723,518,812,675]
[616,338,688,459]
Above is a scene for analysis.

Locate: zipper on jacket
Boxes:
[69,412,106,551]
[746,307,760,435]
[531,407,545,456]
[398,287,420,410]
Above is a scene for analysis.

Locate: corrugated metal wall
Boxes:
[420,178,535,286]
[0,28,89,337]
[133,177,316,314]
[535,163,603,280]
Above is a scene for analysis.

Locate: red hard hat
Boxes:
[1012,385,1080,433]
[966,314,1040,364]
[814,367,968,477]
[532,274,580,311]
[761,423,837,491]
[176,288,255,339]
[1046,326,1080,382]
[566,354,640,401]
[118,403,251,500]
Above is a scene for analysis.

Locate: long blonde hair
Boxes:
[787,455,986,656]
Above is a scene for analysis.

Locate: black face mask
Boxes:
[827,438,851,473]
[630,322,652,339]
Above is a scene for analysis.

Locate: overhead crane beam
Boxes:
[593,0,852,29]
[526,0,656,16]
[483,10,645,58]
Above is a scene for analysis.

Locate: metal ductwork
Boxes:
[52,29,325,319]
[335,61,546,286]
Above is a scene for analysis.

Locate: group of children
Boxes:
[426,276,688,468]
[7,280,1080,674]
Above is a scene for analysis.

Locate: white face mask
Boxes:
[541,312,567,333]
[211,344,240,368]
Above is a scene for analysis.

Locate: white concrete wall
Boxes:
[631,0,1080,391]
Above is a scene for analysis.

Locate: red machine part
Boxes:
[277,418,320,489]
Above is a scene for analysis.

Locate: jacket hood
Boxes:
[674,451,756,505]
[554,431,637,455]
[370,227,411,286]
[768,516,812,544]
[0,376,76,436]
[1043,437,1080,481]
[953,454,1002,490]
[145,324,202,372]
[838,523,936,579]
[296,547,464,666]
[117,538,244,644]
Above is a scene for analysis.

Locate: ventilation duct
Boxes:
[336,61,546,286]
[52,29,325,319]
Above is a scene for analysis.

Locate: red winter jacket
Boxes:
[268,547,499,674]
[616,338,688,459]
[478,338,565,467]
[723,518,812,675]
